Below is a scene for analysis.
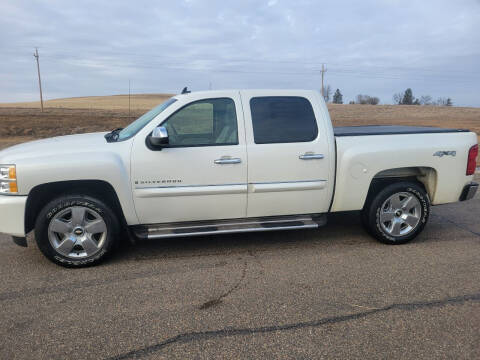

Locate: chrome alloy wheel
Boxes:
[379,192,422,237]
[48,206,107,259]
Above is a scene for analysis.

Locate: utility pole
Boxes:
[128,79,131,116]
[320,63,327,99]
[33,48,44,112]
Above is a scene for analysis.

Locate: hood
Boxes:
[0,132,110,163]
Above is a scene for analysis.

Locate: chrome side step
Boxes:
[132,214,327,240]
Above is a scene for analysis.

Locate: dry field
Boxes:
[0,94,479,163]
[0,94,174,111]
[0,94,173,148]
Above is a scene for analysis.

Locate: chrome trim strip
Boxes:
[146,223,319,239]
[136,179,327,189]
[136,183,245,190]
[249,180,327,193]
[251,179,325,185]
[147,216,314,232]
[135,184,247,197]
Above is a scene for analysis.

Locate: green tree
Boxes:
[446,98,453,106]
[402,88,414,105]
[332,89,343,104]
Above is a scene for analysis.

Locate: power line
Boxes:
[8,47,480,105]
[23,48,480,77]
[12,46,479,81]
[4,45,480,78]
[26,54,480,86]
[38,54,480,83]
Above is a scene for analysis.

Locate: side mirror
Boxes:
[149,126,169,147]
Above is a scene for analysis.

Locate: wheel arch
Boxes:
[363,166,437,209]
[25,180,127,234]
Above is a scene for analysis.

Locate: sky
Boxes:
[1,0,480,106]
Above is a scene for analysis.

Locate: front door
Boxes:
[131,93,247,224]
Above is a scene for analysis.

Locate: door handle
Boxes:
[299,153,324,160]
[214,157,242,165]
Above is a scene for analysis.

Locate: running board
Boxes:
[132,214,327,240]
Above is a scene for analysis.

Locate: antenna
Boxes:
[181,87,191,94]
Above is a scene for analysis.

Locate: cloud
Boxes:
[0,0,479,105]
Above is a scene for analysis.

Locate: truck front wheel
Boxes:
[34,195,119,267]
[362,181,430,244]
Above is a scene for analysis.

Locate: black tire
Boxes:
[35,195,119,267]
[361,181,430,244]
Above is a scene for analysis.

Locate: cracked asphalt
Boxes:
[1,184,479,359]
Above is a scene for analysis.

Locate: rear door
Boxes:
[241,90,333,217]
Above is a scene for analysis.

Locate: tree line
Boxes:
[392,88,452,106]
[322,86,453,106]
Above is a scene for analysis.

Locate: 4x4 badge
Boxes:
[433,151,456,157]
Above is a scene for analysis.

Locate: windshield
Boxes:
[117,97,177,141]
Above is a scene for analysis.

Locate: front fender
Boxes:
[16,150,139,225]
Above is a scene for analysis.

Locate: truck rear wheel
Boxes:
[34,195,119,267]
[362,181,430,244]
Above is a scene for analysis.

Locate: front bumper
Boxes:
[459,182,478,201]
[0,195,27,237]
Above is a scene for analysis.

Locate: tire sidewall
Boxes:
[369,182,430,244]
[35,196,118,267]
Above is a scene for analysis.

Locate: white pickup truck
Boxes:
[0,90,478,267]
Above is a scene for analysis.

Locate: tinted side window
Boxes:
[162,98,238,147]
[250,96,318,144]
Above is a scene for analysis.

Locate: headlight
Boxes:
[0,165,18,194]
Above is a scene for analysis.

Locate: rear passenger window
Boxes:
[250,96,318,144]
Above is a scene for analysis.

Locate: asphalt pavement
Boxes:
[1,186,479,359]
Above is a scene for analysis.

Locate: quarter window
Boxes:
[250,96,318,144]
[162,98,238,147]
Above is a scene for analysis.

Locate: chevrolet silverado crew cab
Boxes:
[0,90,478,267]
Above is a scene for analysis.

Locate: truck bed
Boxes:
[334,125,469,137]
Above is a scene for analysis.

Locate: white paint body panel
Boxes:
[331,132,477,211]
[240,90,335,217]
[0,195,27,237]
[131,90,248,224]
[0,89,476,238]
[0,133,138,232]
